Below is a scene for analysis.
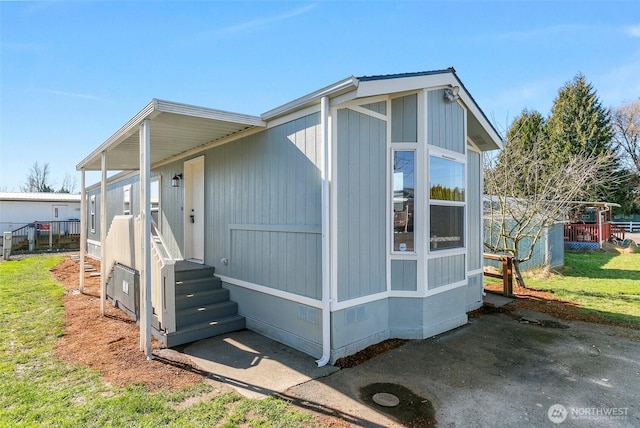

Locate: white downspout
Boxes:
[316,96,331,367]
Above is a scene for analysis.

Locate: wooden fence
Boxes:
[483,253,514,297]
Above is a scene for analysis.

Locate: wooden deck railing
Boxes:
[564,223,625,244]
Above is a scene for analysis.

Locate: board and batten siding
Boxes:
[428,89,465,153]
[336,107,387,301]
[202,114,323,299]
[391,94,418,143]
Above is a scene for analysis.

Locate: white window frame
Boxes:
[90,195,96,233]
[150,176,161,230]
[123,184,132,215]
[427,147,467,257]
[390,147,417,255]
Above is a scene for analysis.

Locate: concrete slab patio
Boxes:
[160,309,640,427]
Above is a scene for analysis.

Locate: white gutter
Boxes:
[316,95,331,367]
[262,77,358,121]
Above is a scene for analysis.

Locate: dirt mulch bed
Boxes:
[482,281,640,330]
[51,257,203,392]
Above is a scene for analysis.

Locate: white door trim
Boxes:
[184,156,205,263]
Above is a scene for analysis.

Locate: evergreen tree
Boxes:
[503,110,546,197]
[544,73,618,202]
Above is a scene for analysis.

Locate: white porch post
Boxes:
[139,119,153,359]
[100,152,107,316]
[79,169,86,293]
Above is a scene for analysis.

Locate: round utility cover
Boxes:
[372,392,400,407]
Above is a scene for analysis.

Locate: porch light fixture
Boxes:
[172,174,183,188]
[444,86,460,103]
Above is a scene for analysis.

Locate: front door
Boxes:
[184,156,205,263]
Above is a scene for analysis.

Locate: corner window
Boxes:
[429,154,465,251]
[392,151,415,252]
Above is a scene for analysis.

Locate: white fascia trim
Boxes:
[77,100,157,171]
[154,99,265,127]
[216,274,322,309]
[262,77,359,120]
[85,170,139,192]
[357,73,456,99]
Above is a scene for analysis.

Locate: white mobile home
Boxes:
[0,192,81,238]
[77,69,502,364]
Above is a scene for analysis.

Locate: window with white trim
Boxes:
[90,195,96,233]
[392,150,415,252]
[150,177,160,227]
[123,185,131,215]
[429,153,465,251]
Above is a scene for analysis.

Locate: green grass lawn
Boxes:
[0,256,317,427]
[523,249,640,325]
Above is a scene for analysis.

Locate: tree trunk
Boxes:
[513,260,526,288]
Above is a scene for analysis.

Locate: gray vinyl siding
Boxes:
[427,254,465,289]
[390,260,417,291]
[201,114,322,299]
[361,101,387,115]
[467,149,482,270]
[427,89,465,153]
[391,94,417,143]
[331,299,390,361]
[225,283,322,358]
[336,108,387,301]
[86,174,139,245]
[465,272,483,312]
[150,165,185,259]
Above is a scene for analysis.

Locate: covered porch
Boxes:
[76,99,265,358]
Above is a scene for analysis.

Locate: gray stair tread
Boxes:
[168,314,245,335]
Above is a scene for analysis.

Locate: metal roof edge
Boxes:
[0,192,82,202]
[76,100,157,171]
[261,76,359,121]
[154,99,265,127]
[357,68,455,82]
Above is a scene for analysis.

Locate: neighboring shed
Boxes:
[484,219,565,271]
[76,69,503,364]
[0,192,81,241]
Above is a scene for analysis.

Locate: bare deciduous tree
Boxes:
[59,173,78,194]
[484,139,617,287]
[22,162,54,192]
[612,99,640,174]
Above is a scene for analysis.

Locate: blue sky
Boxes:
[1,1,639,192]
